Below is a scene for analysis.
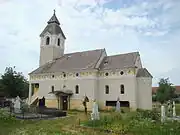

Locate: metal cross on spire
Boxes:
[53,9,56,15]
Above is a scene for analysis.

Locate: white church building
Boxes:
[28,11,153,111]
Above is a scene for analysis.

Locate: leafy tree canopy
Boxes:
[156,78,176,104]
[0,67,29,98]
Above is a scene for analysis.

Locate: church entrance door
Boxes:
[62,96,68,110]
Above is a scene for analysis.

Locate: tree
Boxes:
[0,67,29,98]
[152,94,157,102]
[156,78,176,104]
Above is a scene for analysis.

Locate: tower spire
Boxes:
[47,9,60,25]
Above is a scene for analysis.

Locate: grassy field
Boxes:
[0,105,180,135]
[176,104,180,115]
[0,110,111,135]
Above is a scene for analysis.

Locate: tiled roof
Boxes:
[40,23,66,39]
[40,12,66,39]
[47,12,60,25]
[29,49,104,74]
[136,68,153,78]
[30,50,149,75]
[100,52,139,70]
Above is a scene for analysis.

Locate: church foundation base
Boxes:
[45,99,58,109]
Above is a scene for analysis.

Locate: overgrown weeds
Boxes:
[82,109,180,135]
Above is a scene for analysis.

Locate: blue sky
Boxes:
[0,0,180,86]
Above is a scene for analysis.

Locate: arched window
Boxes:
[57,38,60,46]
[75,85,79,94]
[120,85,124,94]
[105,85,109,94]
[51,86,54,92]
[46,36,50,45]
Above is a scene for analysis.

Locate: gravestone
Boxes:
[167,100,172,117]
[116,97,120,112]
[38,99,42,107]
[14,96,22,113]
[166,101,180,121]
[173,101,176,117]
[83,96,89,115]
[161,105,165,123]
[91,100,100,120]
[42,97,45,107]
[39,97,46,108]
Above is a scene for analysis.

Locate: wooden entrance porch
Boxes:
[49,90,73,110]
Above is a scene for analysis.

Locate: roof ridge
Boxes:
[94,49,105,69]
[65,48,104,55]
[107,51,139,57]
[136,68,153,78]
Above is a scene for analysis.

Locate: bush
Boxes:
[135,109,160,121]
[21,102,29,113]
[128,119,180,135]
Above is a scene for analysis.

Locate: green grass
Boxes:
[176,104,180,115]
[82,109,180,135]
[0,110,109,135]
[0,105,180,135]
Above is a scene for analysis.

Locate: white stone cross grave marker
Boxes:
[91,100,100,120]
[14,96,22,113]
[173,101,176,117]
[161,105,166,123]
[116,97,120,112]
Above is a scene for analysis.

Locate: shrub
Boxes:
[21,102,29,113]
[127,119,180,135]
[135,109,160,121]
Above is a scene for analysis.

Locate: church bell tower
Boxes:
[39,10,66,67]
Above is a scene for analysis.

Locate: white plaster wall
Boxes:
[98,75,137,109]
[39,33,65,66]
[137,77,152,110]
[29,68,141,110]
[29,71,98,102]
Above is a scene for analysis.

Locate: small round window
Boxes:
[63,73,66,78]
[52,75,55,78]
[105,72,109,76]
[120,71,124,75]
[76,73,79,77]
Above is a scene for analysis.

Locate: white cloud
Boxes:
[0,0,180,85]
